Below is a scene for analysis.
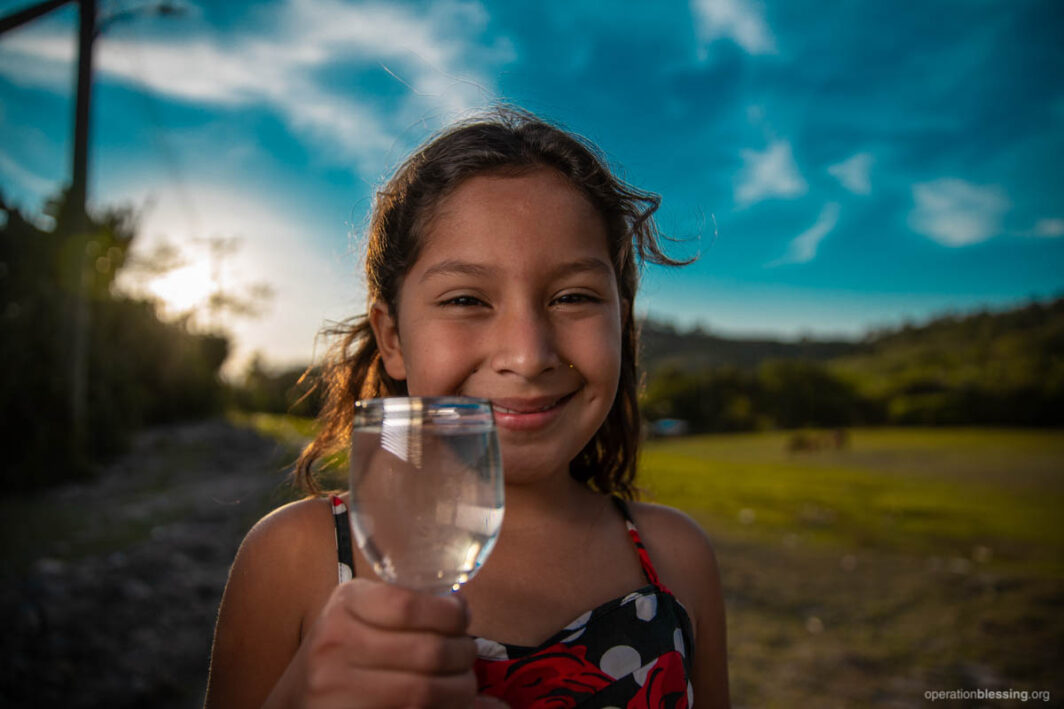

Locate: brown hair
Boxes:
[295,106,688,498]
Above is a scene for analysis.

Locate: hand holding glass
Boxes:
[347,397,504,594]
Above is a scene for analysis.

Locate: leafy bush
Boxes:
[640,297,1063,433]
[229,355,321,417]
[0,193,230,490]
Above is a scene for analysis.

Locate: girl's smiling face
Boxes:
[370,168,624,483]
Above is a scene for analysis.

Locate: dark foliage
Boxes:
[0,192,229,490]
[229,355,322,417]
[638,319,864,373]
[639,297,1064,432]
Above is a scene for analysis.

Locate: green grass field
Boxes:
[639,428,1063,707]
[242,416,1061,707]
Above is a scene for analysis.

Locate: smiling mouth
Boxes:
[491,390,578,415]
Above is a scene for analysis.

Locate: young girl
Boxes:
[205,107,730,708]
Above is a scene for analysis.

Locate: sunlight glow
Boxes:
[146,260,215,315]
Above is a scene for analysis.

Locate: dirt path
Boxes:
[1,419,297,708]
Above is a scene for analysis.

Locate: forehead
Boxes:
[416,168,611,268]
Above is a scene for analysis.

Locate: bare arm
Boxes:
[688,539,730,709]
[205,500,323,709]
[204,499,479,709]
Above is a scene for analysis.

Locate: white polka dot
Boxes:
[475,638,509,660]
[561,627,586,644]
[687,680,694,705]
[633,658,656,686]
[564,610,592,630]
[674,627,685,656]
[338,562,352,583]
[635,594,658,621]
[621,591,642,605]
[600,645,641,679]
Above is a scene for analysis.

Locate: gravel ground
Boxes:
[1,419,295,709]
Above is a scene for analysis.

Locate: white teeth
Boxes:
[496,399,561,414]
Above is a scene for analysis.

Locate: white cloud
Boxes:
[1032,218,1064,238]
[828,152,873,195]
[691,0,776,56]
[0,0,509,176]
[735,139,806,207]
[0,32,73,88]
[1006,217,1064,239]
[909,178,1010,247]
[768,202,840,267]
[0,150,53,195]
[114,179,363,377]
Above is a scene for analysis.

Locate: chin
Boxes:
[499,448,571,485]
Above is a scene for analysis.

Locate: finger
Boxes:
[475,695,510,708]
[342,624,477,675]
[341,579,470,635]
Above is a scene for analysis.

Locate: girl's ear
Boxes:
[369,301,407,381]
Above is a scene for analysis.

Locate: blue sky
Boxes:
[1,0,1062,373]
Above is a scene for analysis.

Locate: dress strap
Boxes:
[611,497,673,595]
[330,495,355,583]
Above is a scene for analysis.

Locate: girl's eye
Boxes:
[553,292,601,305]
[440,295,486,307]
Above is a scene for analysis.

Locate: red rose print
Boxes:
[627,651,688,709]
[476,643,613,708]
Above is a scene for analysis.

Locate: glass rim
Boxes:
[354,395,492,411]
[352,396,495,428]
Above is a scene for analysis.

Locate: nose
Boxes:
[489,303,562,378]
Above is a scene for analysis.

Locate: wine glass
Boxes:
[348,396,504,594]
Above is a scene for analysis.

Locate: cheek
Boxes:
[400,321,480,396]
[571,315,623,392]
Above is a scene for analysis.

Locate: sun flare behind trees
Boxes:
[0,191,229,490]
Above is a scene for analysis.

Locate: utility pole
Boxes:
[1,0,180,467]
[1,0,95,461]
[1,0,93,223]
[70,0,96,224]
[68,0,97,461]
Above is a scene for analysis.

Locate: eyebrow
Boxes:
[550,257,614,280]
[419,260,496,283]
[419,256,614,283]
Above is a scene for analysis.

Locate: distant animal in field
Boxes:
[786,428,849,453]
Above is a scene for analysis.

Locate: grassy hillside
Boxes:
[637,297,1064,430]
[638,319,863,373]
[830,299,1064,425]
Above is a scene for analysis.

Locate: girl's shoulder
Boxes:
[206,496,340,707]
[622,501,722,629]
[245,494,336,547]
[237,495,337,574]
[226,496,339,625]
[623,500,716,560]
[621,502,731,706]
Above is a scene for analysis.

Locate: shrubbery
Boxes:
[0,193,229,489]
[641,361,881,433]
[228,355,321,418]
[639,299,1064,433]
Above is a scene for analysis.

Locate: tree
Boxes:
[0,192,230,489]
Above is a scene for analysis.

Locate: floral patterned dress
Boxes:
[330,495,695,708]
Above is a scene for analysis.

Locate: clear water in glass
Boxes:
[348,397,504,593]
